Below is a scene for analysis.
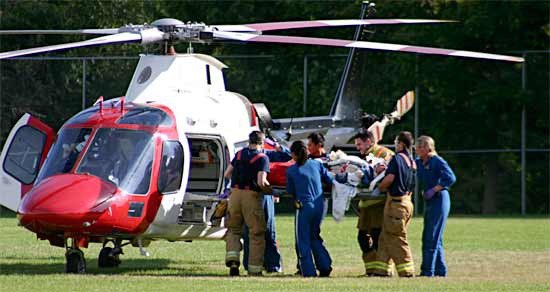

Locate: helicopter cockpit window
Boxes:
[187,138,222,195]
[3,126,47,185]
[77,128,154,194]
[158,140,184,194]
[116,107,172,127]
[36,128,92,183]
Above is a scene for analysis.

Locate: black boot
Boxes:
[227,261,240,276]
[319,267,332,277]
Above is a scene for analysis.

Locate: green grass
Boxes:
[1,214,549,291]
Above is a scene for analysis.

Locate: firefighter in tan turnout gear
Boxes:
[353,131,394,275]
[373,131,416,277]
[224,131,271,276]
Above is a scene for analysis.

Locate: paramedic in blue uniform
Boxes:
[286,140,334,277]
[415,135,456,277]
[224,131,270,276]
[242,139,290,273]
[292,132,329,275]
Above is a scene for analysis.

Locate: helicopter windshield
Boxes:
[76,128,154,194]
[36,128,92,183]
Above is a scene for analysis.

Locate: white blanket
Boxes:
[331,181,357,223]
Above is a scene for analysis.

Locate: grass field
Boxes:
[0,213,549,291]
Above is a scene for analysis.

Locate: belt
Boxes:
[390,192,412,202]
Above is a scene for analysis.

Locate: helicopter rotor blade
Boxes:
[0,29,163,60]
[393,90,415,118]
[0,29,120,35]
[213,19,455,32]
[367,91,415,143]
[213,31,524,63]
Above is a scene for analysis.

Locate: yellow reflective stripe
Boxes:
[365,262,378,269]
[248,265,262,273]
[370,261,392,272]
[371,261,389,268]
[225,251,240,261]
[396,262,414,272]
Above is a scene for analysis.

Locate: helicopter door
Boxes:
[180,135,227,224]
[0,114,55,212]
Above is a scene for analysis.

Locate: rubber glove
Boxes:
[423,188,437,200]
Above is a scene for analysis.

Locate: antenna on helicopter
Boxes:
[285,117,293,141]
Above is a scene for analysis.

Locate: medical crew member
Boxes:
[243,139,291,273]
[416,135,456,277]
[291,132,330,275]
[286,140,334,277]
[353,131,394,275]
[307,132,331,214]
[373,131,416,277]
[307,132,329,161]
[224,131,270,276]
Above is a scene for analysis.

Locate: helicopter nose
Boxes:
[18,174,118,233]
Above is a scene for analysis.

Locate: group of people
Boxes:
[222,129,456,278]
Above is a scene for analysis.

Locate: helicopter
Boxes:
[0,3,523,274]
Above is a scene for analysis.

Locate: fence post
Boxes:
[82,58,87,110]
[303,55,308,116]
[521,52,527,215]
[414,54,420,215]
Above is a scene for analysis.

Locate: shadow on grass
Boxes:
[0,207,16,218]
[0,258,230,277]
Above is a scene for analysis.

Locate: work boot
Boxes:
[248,271,263,277]
[228,262,239,277]
[319,267,332,277]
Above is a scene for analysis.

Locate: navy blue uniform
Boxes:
[416,155,456,277]
[230,148,270,190]
[286,159,334,277]
[385,151,416,196]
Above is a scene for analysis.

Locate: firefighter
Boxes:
[286,140,334,277]
[242,140,291,273]
[373,131,416,277]
[353,131,394,276]
[224,131,271,276]
[416,135,456,277]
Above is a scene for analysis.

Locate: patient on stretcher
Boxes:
[327,150,389,222]
[328,150,387,192]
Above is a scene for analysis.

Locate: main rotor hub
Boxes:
[151,18,185,33]
[146,18,212,43]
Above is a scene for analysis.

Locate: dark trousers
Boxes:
[243,195,282,272]
[295,197,332,277]
[421,190,450,277]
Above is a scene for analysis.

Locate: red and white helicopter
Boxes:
[0,5,523,273]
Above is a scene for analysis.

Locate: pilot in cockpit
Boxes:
[61,134,90,172]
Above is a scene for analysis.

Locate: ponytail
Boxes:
[290,140,308,166]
